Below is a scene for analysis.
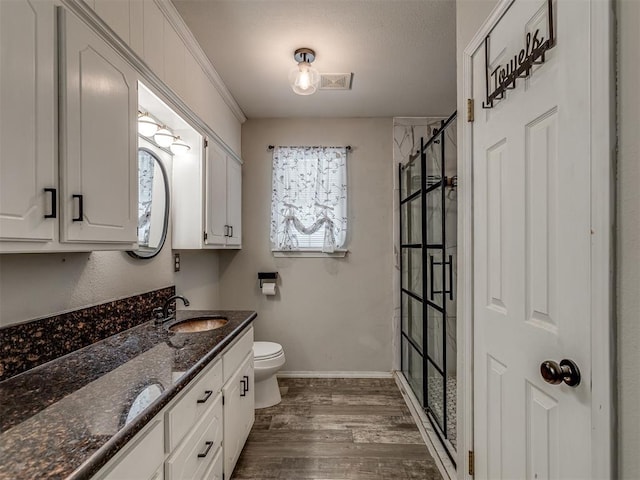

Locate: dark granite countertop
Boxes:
[0,310,257,480]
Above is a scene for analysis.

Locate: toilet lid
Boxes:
[253,341,283,360]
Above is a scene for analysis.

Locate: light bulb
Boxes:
[138,113,159,137]
[289,61,320,96]
[170,137,191,155]
[297,65,311,90]
[154,127,175,148]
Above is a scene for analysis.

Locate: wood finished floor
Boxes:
[232,378,443,480]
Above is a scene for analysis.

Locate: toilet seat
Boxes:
[253,341,283,361]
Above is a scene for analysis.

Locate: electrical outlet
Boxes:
[174,253,180,272]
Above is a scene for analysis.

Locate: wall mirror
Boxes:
[128,147,170,259]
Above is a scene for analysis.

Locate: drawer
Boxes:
[222,326,253,382]
[165,359,223,452]
[165,394,223,480]
[97,418,164,480]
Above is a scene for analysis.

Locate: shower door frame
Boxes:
[399,111,457,463]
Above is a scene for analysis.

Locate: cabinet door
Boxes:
[204,141,227,246]
[97,418,165,480]
[222,352,255,477]
[225,158,242,247]
[201,447,223,480]
[0,0,56,242]
[59,9,138,244]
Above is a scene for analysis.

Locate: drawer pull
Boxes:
[197,440,214,458]
[196,390,213,404]
[243,375,250,392]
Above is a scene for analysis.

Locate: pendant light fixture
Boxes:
[289,48,320,96]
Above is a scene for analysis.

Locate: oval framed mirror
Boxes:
[128,147,170,259]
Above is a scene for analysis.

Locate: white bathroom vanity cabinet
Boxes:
[94,326,255,480]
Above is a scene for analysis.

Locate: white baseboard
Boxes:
[277,371,394,379]
[394,371,458,480]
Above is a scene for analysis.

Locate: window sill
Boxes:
[272,250,348,258]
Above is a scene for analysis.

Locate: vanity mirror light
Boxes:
[127,144,170,259]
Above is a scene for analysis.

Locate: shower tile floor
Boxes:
[232,378,443,480]
[427,375,457,448]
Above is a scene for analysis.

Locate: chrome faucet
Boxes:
[153,295,190,324]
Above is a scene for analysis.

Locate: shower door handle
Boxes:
[429,255,435,300]
[448,254,454,300]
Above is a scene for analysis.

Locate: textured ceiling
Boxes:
[172,0,457,119]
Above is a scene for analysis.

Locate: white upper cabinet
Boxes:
[142,0,164,80]
[225,157,242,247]
[85,0,243,156]
[59,8,138,244]
[205,142,242,248]
[1,3,137,252]
[163,18,185,98]
[205,142,228,246]
[173,138,242,250]
[0,0,56,243]
[93,0,130,44]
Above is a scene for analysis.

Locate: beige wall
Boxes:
[617,0,640,477]
[0,237,221,328]
[0,249,174,327]
[217,118,394,373]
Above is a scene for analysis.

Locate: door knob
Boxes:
[540,359,581,387]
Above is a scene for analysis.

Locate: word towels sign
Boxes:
[482,0,556,109]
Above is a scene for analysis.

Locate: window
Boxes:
[270,146,348,253]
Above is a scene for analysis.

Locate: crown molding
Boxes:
[155,0,247,124]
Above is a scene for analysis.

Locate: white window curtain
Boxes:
[270,146,348,252]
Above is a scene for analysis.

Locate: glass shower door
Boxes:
[400,153,425,405]
[400,113,457,460]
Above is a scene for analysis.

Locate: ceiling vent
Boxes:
[319,73,353,90]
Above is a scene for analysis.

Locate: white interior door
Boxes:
[471,1,608,478]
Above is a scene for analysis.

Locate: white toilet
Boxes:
[252,341,286,409]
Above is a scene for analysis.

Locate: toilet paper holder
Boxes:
[258,272,278,288]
